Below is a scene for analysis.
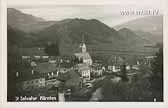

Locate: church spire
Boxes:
[82,34,85,44]
[80,34,86,53]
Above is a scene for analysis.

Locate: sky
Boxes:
[7,0,163,27]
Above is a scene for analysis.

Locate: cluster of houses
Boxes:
[16,38,153,96]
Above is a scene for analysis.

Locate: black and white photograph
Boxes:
[6,0,163,102]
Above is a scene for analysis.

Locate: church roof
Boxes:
[75,63,90,71]
[74,52,91,60]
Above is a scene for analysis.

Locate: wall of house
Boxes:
[45,79,61,87]
[83,59,92,65]
[81,70,90,81]
[22,78,45,91]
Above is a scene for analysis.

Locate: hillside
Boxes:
[135,30,163,44]
[7,25,39,47]
[114,16,163,33]
[118,28,145,46]
[37,18,150,56]
[7,8,56,32]
[7,8,158,56]
[114,16,163,44]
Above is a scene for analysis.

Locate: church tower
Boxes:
[75,34,92,65]
[80,35,86,53]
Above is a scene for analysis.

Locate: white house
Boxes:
[30,61,37,67]
[34,56,41,59]
[112,65,121,72]
[76,64,91,82]
[42,56,49,59]
[22,56,31,59]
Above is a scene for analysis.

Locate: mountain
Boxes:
[115,16,163,33]
[7,25,38,47]
[134,30,163,44]
[37,18,150,56]
[114,16,163,44]
[38,18,122,43]
[118,28,145,46]
[7,8,158,56]
[7,8,56,32]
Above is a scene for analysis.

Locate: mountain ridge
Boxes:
[7,8,159,56]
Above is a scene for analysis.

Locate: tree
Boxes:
[150,47,163,101]
[121,57,129,82]
[151,47,163,80]
[79,58,83,63]
[45,43,60,56]
[101,76,154,101]
[121,63,129,82]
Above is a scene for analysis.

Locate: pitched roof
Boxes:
[74,52,92,60]
[75,63,90,71]
[16,69,46,82]
[34,62,57,73]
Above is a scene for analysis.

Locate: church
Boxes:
[74,36,93,66]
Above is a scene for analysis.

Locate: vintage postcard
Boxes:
[0,0,167,106]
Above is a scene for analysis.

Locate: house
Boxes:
[19,47,47,60]
[45,78,61,88]
[34,62,58,77]
[74,38,92,65]
[42,56,49,59]
[108,65,113,71]
[132,65,139,70]
[49,59,57,64]
[22,56,31,59]
[107,56,124,73]
[34,56,41,59]
[59,68,68,74]
[112,65,121,72]
[48,56,57,63]
[92,68,103,77]
[91,63,103,76]
[126,65,131,70]
[16,69,46,91]
[107,65,121,73]
[22,77,45,91]
[75,63,91,82]
[30,61,37,67]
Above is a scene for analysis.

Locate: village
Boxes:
[14,38,155,102]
